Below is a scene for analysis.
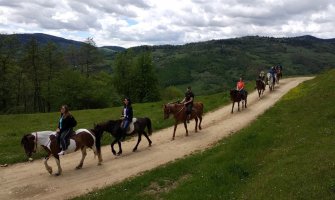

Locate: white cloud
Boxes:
[0,0,334,47]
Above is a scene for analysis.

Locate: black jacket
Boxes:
[58,114,77,132]
[122,106,133,122]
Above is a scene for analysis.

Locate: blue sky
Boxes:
[0,0,334,47]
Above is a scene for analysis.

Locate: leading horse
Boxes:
[163,102,203,140]
[230,89,248,113]
[21,129,102,176]
[93,117,152,156]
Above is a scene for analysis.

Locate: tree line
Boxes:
[0,34,160,114]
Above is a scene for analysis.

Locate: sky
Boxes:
[0,0,334,48]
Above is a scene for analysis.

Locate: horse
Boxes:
[93,117,152,156]
[276,68,282,83]
[230,89,248,113]
[255,79,265,98]
[21,129,102,176]
[163,102,203,140]
[267,72,275,91]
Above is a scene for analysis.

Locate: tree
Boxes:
[78,37,102,77]
[133,51,160,102]
[0,34,20,112]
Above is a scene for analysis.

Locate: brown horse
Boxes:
[163,102,203,140]
[255,79,265,98]
[93,117,152,156]
[21,129,102,176]
[230,89,248,113]
[276,68,282,83]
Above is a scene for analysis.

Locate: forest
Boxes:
[1,33,335,114]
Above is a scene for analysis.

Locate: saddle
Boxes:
[121,118,137,134]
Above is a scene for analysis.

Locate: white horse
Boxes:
[267,72,275,91]
[21,129,102,176]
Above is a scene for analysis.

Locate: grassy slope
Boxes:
[2,83,257,164]
[75,70,335,200]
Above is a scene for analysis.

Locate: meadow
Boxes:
[1,83,259,164]
[74,70,335,199]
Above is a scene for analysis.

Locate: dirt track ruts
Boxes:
[0,77,313,200]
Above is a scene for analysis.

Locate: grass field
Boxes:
[73,70,335,199]
[1,83,260,164]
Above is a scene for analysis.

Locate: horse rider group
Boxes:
[257,64,283,86]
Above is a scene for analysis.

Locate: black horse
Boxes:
[255,79,265,98]
[93,117,152,156]
[230,89,248,113]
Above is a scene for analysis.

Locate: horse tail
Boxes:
[146,117,153,135]
[94,129,103,156]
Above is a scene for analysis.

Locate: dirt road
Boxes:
[0,77,313,200]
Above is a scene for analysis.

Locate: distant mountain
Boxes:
[101,46,126,52]
[13,33,84,48]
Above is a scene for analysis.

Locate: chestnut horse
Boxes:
[255,79,265,98]
[93,117,152,156]
[163,102,204,140]
[230,89,248,113]
[21,129,102,176]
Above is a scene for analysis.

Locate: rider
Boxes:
[57,105,77,155]
[269,66,277,85]
[180,86,194,123]
[120,97,133,141]
[236,77,246,97]
[258,71,265,83]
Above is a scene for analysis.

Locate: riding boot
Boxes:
[187,114,191,123]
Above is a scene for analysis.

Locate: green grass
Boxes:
[73,70,335,200]
[0,89,237,164]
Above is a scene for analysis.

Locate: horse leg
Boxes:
[231,102,235,113]
[54,155,62,176]
[44,155,52,174]
[172,122,178,140]
[245,97,247,108]
[184,121,189,136]
[194,117,198,133]
[76,147,87,169]
[143,131,152,146]
[117,141,122,156]
[111,139,118,155]
[91,144,102,165]
[133,132,142,152]
[198,116,202,130]
[238,101,240,111]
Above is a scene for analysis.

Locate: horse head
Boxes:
[163,104,173,119]
[21,134,36,158]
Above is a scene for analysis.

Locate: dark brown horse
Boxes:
[93,117,152,156]
[276,68,282,83]
[230,89,248,113]
[255,79,265,98]
[21,129,102,176]
[163,102,204,140]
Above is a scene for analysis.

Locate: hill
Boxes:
[126,35,335,94]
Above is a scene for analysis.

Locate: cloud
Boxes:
[0,0,334,47]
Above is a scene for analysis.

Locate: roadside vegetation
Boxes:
[74,70,335,199]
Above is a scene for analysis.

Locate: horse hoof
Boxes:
[171,137,175,141]
[112,151,116,155]
[76,166,82,170]
[55,173,61,176]
[132,149,137,152]
[149,142,152,146]
[97,162,102,166]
